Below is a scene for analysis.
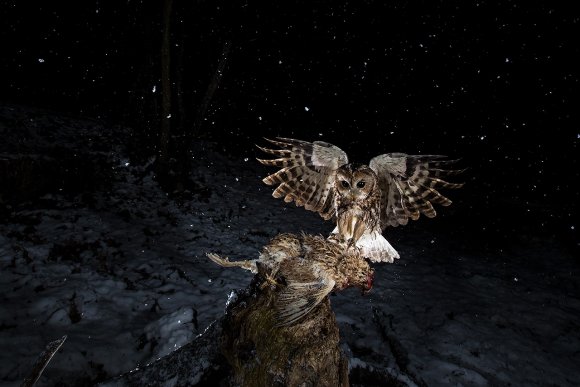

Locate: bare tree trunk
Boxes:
[158,0,173,169]
[175,37,186,140]
[191,40,232,138]
[174,40,232,189]
[21,336,67,387]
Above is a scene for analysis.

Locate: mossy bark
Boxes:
[220,276,349,387]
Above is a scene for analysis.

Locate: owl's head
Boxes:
[335,163,377,202]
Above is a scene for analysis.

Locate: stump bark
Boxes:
[221,276,349,387]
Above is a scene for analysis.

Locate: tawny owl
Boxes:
[207,233,373,326]
[257,137,464,262]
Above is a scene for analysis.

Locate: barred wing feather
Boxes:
[257,137,348,220]
[369,153,464,228]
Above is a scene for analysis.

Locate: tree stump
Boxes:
[221,275,349,387]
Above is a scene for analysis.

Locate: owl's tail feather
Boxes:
[356,230,400,263]
[206,253,258,273]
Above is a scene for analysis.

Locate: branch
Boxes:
[191,40,232,137]
[21,335,67,387]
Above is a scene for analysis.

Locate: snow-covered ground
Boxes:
[0,105,578,386]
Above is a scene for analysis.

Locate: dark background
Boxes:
[1,0,578,253]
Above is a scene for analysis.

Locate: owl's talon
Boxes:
[266,275,282,286]
[259,274,282,290]
[346,238,357,249]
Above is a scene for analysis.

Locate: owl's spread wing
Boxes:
[257,137,348,220]
[369,153,464,228]
[275,268,335,327]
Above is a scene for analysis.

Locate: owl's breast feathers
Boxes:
[335,189,381,244]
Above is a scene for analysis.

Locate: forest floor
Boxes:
[0,104,579,386]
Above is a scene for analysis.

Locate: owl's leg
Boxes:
[351,218,367,245]
[327,231,358,254]
[337,214,366,248]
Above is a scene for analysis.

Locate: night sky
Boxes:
[1,1,578,251]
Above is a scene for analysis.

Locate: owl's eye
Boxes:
[356,181,366,188]
[341,180,350,188]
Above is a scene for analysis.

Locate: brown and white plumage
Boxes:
[257,137,464,262]
[207,233,373,326]
[256,138,348,220]
[368,153,464,228]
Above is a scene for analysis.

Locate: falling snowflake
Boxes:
[304,106,310,112]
